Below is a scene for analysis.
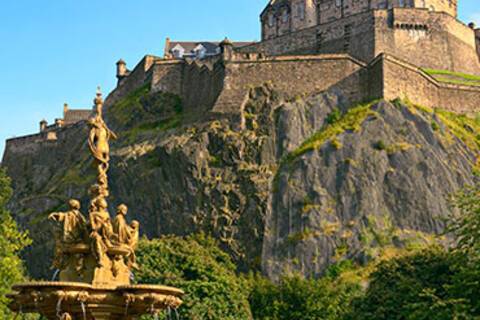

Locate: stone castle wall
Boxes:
[103,50,479,121]
[213,54,370,115]
[242,8,480,75]
[380,54,480,113]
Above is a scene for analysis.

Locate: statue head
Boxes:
[130,220,140,230]
[68,199,81,210]
[95,198,108,210]
[117,204,128,215]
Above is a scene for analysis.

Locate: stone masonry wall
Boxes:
[380,54,480,112]
[240,8,480,75]
[242,11,375,63]
[104,55,159,108]
[212,54,370,115]
[374,8,480,75]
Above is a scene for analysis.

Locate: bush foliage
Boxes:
[0,168,31,319]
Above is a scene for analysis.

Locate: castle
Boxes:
[4,0,480,158]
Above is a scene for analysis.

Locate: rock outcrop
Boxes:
[2,85,479,280]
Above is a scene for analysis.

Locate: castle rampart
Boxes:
[213,54,369,115]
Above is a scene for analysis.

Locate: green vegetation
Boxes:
[135,234,251,320]
[422,68,480,87]
[283,101,378,165]
[109,83,184,144]
[248,272,362,320]
[0,169,31,318]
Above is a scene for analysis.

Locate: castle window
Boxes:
[297,2,305,19]
[336,0,342,7]
[282,10,289,23]
[399,0,405,7]
[268,13,274,27]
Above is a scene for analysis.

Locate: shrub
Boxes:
[135,234,251,320]
[0,169,32,319]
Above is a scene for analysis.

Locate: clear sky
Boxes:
[0,0,478,158]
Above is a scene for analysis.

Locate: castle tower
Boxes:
[220,37,234,61]
[116,59,128,81]
[261,0,317,40]
[39,119,47,132]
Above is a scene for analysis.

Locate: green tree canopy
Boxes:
[248,262,362,320]
[0,168,31,318]
[135,234,251,320]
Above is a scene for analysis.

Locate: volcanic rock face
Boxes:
[3,86,478,280]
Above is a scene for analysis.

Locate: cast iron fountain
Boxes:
[7,90,183,320]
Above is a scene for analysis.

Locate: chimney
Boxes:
[40,119,48,132]
[63,103,69,117]
[164,37,172,58]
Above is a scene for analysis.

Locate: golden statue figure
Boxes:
[113,204,131,245]
[49,199,87,244]
[89,198,115,267]
[88,89,117,170]
[113,205,140,269]
[49,199,87,269]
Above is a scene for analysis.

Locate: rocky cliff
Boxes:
[2,84,479,280]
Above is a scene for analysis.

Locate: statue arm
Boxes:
[48,212,64,221]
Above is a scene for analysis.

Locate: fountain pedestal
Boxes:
[7,90,184,320]
[8,282,183,320]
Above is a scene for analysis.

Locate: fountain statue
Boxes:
[7,89,183,320]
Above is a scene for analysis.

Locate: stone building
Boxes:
[250,0,479,75]
[163,38,254,60]
[39,103,92,133]
[261,0,458,40]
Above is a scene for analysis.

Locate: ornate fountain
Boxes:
[7,90,183,320]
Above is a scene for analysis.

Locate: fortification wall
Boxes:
[104,55,159,108]
[213,54,370,115]
[1,121,86,162]
[151,60,183,95]
[380,54,480,113]
[180,59,225,113]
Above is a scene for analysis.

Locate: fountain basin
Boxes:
[7,281,183,320]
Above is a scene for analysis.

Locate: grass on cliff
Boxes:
[283,101,378,164]
[422,68,480,87]
[396,98,480,174]
[109,83,183,144]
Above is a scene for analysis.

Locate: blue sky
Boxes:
[0,0,478,157]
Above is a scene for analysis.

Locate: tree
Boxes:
[447,183,480,315]
[135,234,251,320]
[348,248,464,320]
[0,168,31,318]
[248,263,362,320]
